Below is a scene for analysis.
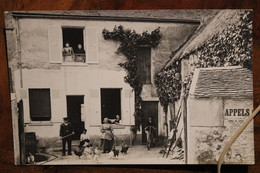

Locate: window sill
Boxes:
[26,122,54,126]
[89,124,128,129]
[111,124,125,129]
[61,62,88,66]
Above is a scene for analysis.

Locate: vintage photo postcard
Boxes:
[5,10,254,165]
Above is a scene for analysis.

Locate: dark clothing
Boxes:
[114,119,120,124]
[145,120,157,142]
[62,138,72,155]
[103,138,114,153]
[60,123,73,137]
[60,123,74,155]
[79,139,90,148]
[146,121,156,128]
[74,49,85,54]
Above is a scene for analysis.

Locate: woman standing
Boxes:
[62,41,74,62]
[100,118,114,153]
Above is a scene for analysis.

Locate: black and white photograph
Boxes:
[5,10,254,165]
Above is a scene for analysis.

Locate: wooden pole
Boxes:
[18,100,26,165]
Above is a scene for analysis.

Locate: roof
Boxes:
[190,66,253,98]
[165,10,245,68]
[6,10,216,24]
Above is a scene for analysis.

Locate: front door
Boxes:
[66,95,84,140]
[142,101,158,144]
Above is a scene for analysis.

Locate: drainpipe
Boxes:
[14,16,23,88]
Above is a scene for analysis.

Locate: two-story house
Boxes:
[6,10,221,164]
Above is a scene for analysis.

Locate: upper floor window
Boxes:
[48,26,99,64]
[137,46,151,84]
[62,27,86,63]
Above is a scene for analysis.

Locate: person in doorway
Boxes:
[100,118,114,153]
[59,117,74,156]
[79,129,90,148]
[145,116,157,147]
[62,41,74,62]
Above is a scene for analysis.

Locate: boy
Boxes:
[79,129,90,148]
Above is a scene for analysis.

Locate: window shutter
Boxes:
[137,47,151,84]
[85,28,99,63]
[89,89,101,125]
[81,104,85,122]
[48,26,62,63]
[122,89,135,125]
[29,89,51,121]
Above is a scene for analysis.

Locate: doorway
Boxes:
[101,89,121,123]
[66,95,84,140]
[142,101,158,144]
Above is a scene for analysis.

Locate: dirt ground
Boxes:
[36,144,185,165]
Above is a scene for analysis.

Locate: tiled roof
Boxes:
[8,10,215,22]
[193,67,253,98]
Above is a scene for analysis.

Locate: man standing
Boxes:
[60,117,74,156]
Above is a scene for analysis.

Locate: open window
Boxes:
[62,27,86,63]
[101,89,121,124]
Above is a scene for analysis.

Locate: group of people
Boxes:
[59,115,122,156]
[62,41,86,62]
[59,115,157,156]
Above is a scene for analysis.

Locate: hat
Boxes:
[63,117,68,120]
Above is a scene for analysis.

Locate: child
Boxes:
[79,129,90,148]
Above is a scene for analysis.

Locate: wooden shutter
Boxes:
[29,89,51,121]
[81,104,85,122]
[48,26,62,63]
[85,28,99,63]
[137,47,151,84]
[122,89,135,125]
[89,89,101,125]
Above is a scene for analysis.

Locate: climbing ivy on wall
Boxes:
[154,60,182,113]
[182,10,253,97]
[155,10,252,113]
[102,25,162,130]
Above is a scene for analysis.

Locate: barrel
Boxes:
[25,132,37,154]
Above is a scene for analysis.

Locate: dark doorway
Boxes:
[101,89,121,123]
[142,101,158,144]
[66,95,84,140]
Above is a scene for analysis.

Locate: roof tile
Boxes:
[193,67,253,98]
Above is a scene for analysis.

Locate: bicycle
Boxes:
[145,126,156,150]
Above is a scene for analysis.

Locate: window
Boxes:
[62,27,85,62]
[101,89,121,123]
[137,46,151,84]
[48,26,99,64]
[29,89,51,121]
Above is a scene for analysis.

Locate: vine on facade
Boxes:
[102,25,162,130]
[154,60,182,113]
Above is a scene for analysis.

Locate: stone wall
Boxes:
[187,97,254,164]
[6,13,200,147]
